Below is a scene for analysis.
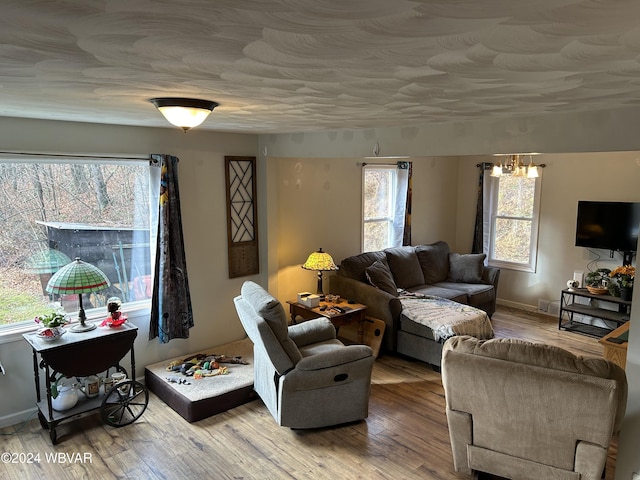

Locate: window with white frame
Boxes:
[488,174,542,272]
[0,155,153,330]
[362,164,408,252]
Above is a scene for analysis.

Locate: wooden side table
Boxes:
[286,299,367,343]
[598,321,629,370]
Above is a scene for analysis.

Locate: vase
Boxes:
[620,286,633,301]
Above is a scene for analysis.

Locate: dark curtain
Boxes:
[402,162,413,246]
[472,163,491,254]
[149,154,194,343]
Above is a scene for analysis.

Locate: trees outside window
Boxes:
[0,159,151,328]
[363,166,395,252]
[488,175,542,272]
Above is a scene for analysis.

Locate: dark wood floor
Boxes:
[1,306,618,480]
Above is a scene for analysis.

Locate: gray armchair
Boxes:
[233,281,375,428]
[442,336,627,480]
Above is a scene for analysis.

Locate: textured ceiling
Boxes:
[2,0,640,133]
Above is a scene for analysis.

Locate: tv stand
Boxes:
[559,288,632,338]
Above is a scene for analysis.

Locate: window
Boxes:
[488,174,542,272]
[362,164,409,252]
[0,156,152,330]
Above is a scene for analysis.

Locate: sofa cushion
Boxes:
[338,251,387,282]
[407,284,467,304]
[384,246,425,288]
[365,259,398,296]
[448,253,486,283]
[433,281,494,309]
[415,241,450,284]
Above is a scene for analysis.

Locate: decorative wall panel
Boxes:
[225,156,258,278]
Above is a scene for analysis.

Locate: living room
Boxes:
[0,109,639,478]
[1,2,640,478]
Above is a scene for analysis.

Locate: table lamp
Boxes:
[46,258,111,332]
[301,248,338,295]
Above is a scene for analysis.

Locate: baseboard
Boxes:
[0,407,38,429]
[496,299,538,313]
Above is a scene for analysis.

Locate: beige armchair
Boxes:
[441,336,627,480]
[233,281,375,428]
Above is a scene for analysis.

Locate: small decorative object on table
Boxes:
[585,268,612,295]
[35,311,70,341]
[100,297,128,328]
[586,286,609,295]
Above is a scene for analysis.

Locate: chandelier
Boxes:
[490,154,543,178]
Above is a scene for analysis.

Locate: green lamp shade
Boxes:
[46,258,111,294]
[25,249,72,274]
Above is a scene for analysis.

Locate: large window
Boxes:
[488,175,542,272]
[362,164,409,252]
[0,156,152,330]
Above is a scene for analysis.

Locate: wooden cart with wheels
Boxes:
[23,322,148,444]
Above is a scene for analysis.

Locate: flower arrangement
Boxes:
[34,312,70,328]
[610,265,635,288]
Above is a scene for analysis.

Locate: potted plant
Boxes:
[585,268,612,295]
[610,265,635,300]
[34,311,70,340]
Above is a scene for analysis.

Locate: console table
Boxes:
[559,288,631,338]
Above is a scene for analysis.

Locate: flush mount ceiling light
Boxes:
[149,98,219,132]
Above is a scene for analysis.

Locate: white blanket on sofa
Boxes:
[398,292,495,342]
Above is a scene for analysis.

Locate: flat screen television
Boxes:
[575,201,640,253]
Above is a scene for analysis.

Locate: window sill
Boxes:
[0,301,151,345]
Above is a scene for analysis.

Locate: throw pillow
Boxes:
[384,246,425,288]
[365,260,398,296]
[448,253,486,283]
[415,241,450,284]
[339,251,387,282]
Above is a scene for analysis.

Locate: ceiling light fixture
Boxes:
[149,98,219,132]
[490,153,544,178]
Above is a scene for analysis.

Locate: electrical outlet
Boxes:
[537,299,549,312]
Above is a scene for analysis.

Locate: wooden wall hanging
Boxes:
[225,156,259,278]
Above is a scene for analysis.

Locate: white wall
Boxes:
[268,156,459,305]
[0,117,260,427]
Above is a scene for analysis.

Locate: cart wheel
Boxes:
[38,411,50,431]
[100,380,148,427]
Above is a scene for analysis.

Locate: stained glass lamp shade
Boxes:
[301,248,338,295]
[25,248,72,274]
[46,258,111,332]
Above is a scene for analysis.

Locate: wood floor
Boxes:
[1,306,618,480]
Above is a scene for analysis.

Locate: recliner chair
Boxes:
[233,281,375,428]
[442,335,627,480]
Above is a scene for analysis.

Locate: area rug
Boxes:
[145,337,256,422]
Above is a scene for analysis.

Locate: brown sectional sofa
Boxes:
[329,241,500,366]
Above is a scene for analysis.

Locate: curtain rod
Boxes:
[0,151,150,161]
[359,161,411,167]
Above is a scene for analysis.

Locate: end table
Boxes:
[286,299,367,343]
